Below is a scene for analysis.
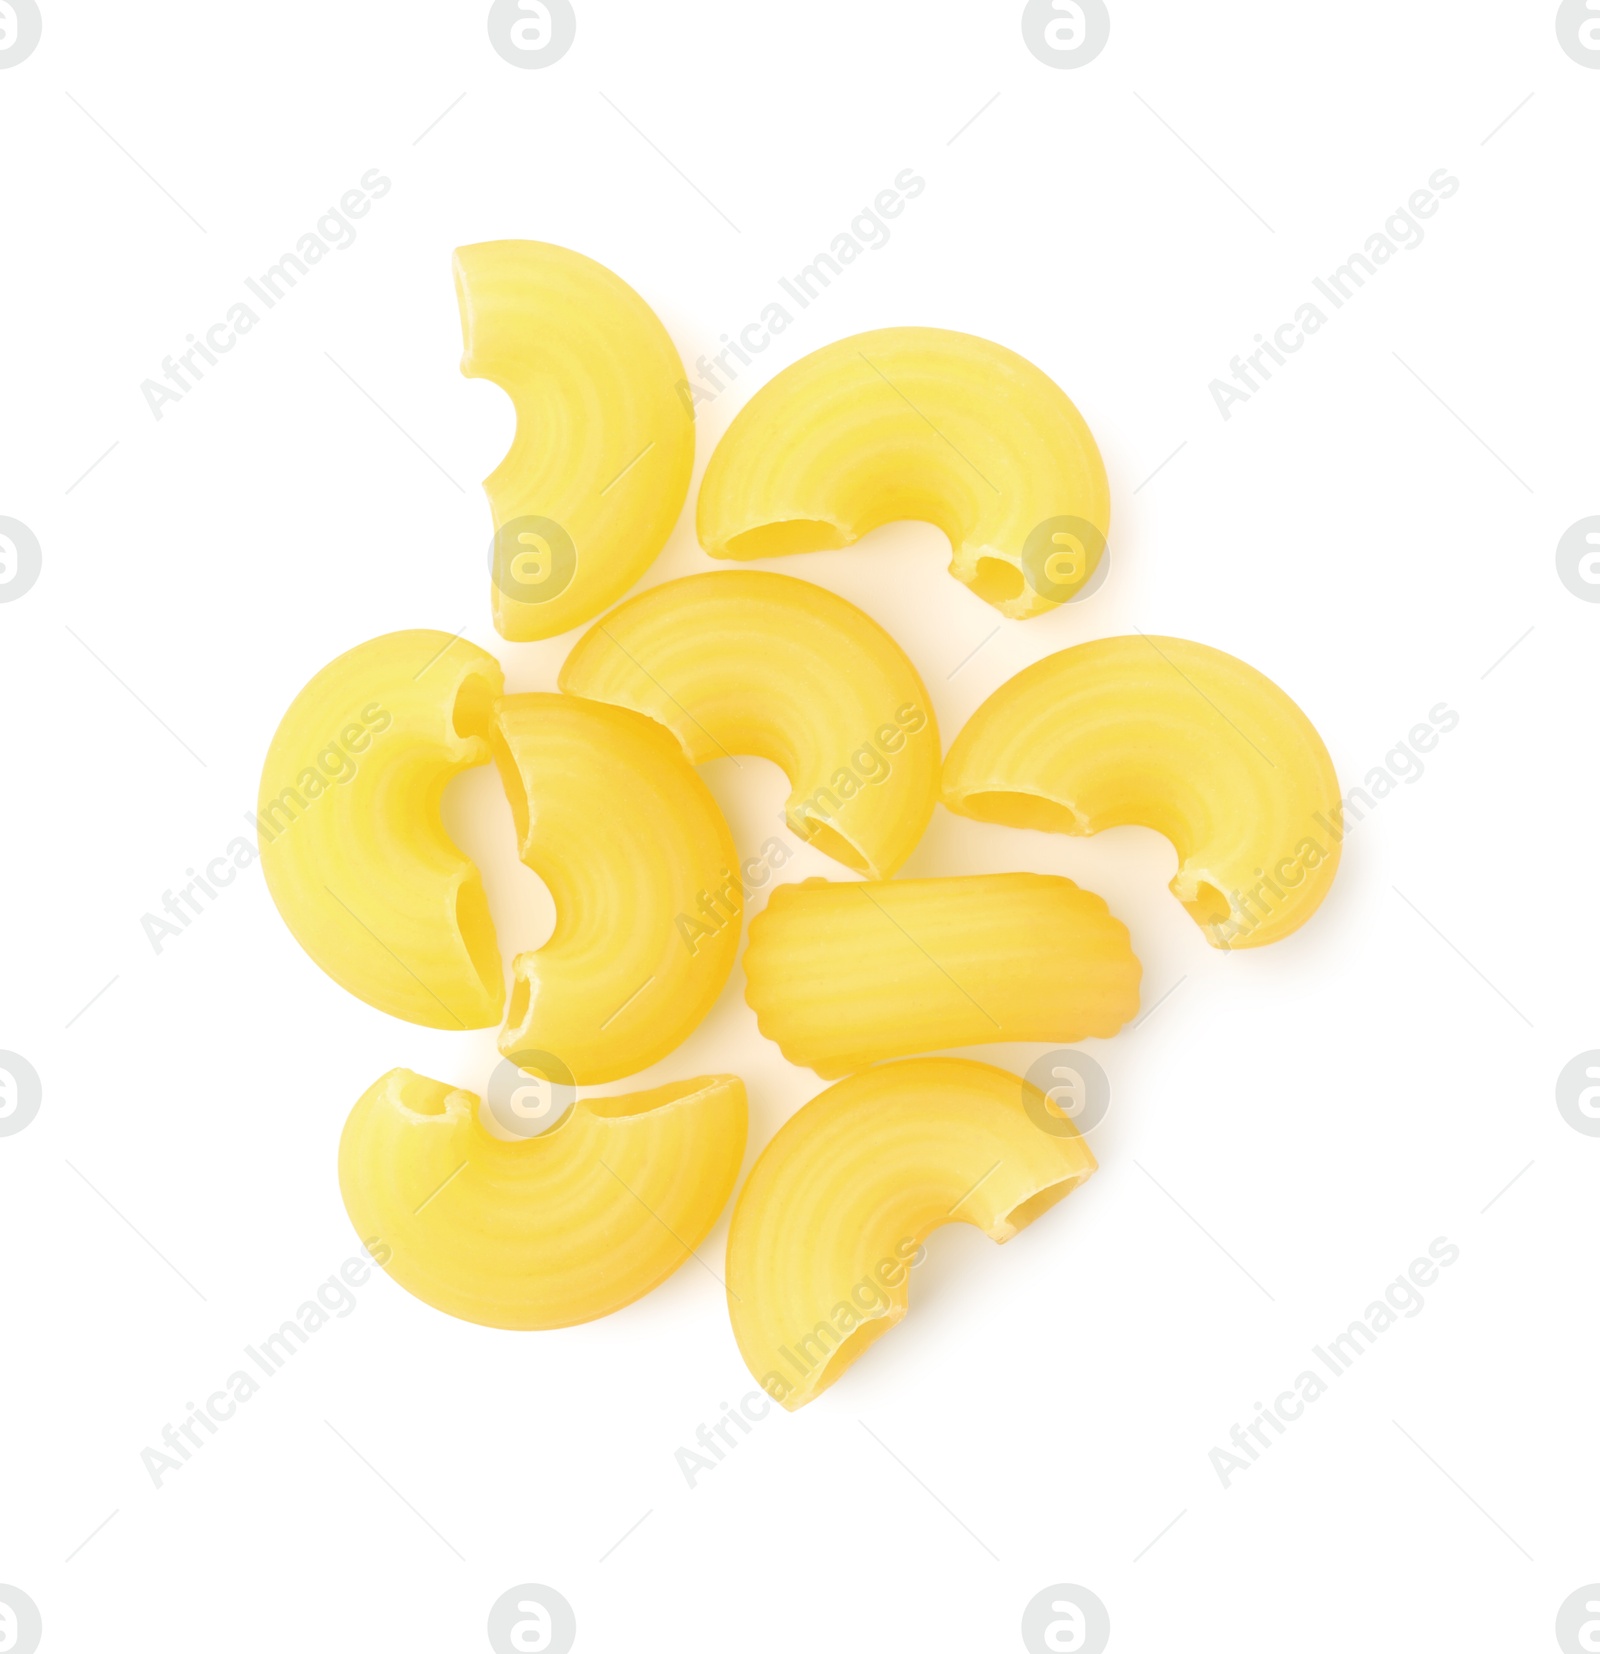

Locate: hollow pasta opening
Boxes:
[452,665,499,743]
[583,1074,736,1120]
[455,878,505,1020]
[504,971,532,1043]
[385,1070,459,1118]
[948,788,1086,836]
[722,519,847,559]
[1181,879,1232,929]
[799,818,873,876]
[808,1310,900,1400]
[967,555,1025,607]
[1003,1173,1087,1235]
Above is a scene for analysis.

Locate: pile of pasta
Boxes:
[261,242,1341,1410]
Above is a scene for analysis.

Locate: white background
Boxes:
[2,3,1597,1650]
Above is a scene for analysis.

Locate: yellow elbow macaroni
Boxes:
[696,327,1109,618]
[258,630,505,1029]
[943,635,1342,948]
[455,240,694,641]
[340,1068,746,1329]
[726,1057,1097,1410]
[490,693,740,1084]
[744,873,1141,1076]
[559,570,939,877]
[256,246,1345,1387]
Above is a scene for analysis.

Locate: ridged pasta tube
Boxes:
[559,570,939,877]
[743,873,1141,1076]
[942,635,1341,947]
[490,694,740,1083]
[258,630,505,1029]
[455,240,695,640]
[340,1068,747,1329]
[697,328,1109,618]
[726,1058,1096,1409]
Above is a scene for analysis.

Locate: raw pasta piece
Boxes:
[726,1058,1096,1410]
[942,635,1341,948]
[697,328,1109,618]
[455,239,694,640]
[743,872,1140,1077]
[490,694,740,1084]
[341,1068,746,1329]
[559,570,938,877]
[258,630,504,1029]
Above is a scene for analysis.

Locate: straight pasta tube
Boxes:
[743,873,1141,1077]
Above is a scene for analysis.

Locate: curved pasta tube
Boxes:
[942,636,1341,949]
[258,630,505,1029]
[490,694,740,1083]
[340,1068,747,1329]
[744,873,1140,1077]
[455,240,695,641]
[726,1057,1096,1410]
[696,328,1109,618]
[559,571,939,877]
